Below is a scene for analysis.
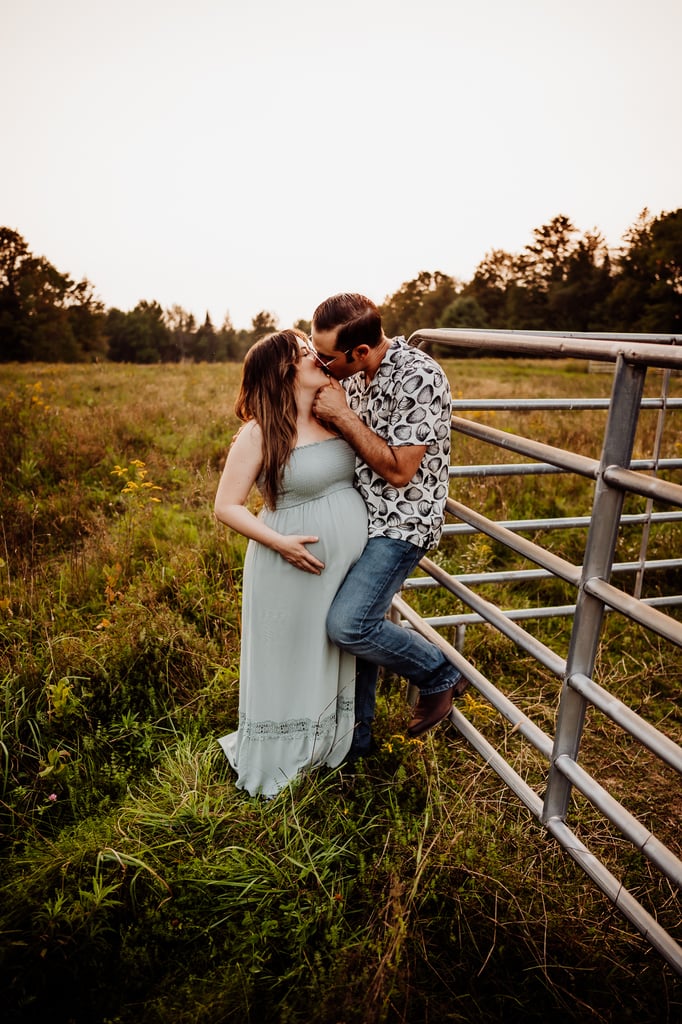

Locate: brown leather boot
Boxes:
[406,685,455,738]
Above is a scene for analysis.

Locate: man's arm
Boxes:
[312,379,425,487]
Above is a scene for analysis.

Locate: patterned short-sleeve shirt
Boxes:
[343,336,452,550]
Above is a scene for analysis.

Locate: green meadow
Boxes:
[1,359,680,1023]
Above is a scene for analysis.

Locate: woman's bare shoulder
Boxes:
[231,419,262,449]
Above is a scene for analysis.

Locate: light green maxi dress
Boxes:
[218,438,368,798]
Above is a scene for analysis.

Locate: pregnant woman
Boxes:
[214,329,367,797]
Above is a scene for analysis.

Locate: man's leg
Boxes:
[348,658,378,759]
[328,537,462,754]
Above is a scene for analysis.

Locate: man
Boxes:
[311,292,467,759]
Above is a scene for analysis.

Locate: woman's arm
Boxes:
[214,422,325,574]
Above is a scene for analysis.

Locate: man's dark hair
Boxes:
[312,293,383,349]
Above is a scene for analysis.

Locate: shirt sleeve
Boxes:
[385,361,451,447]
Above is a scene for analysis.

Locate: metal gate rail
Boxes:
[397,328,682,974]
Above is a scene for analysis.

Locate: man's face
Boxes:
[310,325,358,380]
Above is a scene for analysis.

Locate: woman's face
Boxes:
[295,342,331,389]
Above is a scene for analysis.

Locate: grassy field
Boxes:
[0,359,680,1023]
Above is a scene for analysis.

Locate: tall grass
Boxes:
[0,360,680,1023]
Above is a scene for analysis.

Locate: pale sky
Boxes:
[2,0,680,331]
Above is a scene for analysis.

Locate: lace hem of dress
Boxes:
[238,698,354,742]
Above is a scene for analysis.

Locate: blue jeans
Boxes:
[327,537,462,756]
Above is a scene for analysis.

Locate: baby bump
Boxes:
[331,487,368,560]
[260,485,367,573]
[298,487,367,576]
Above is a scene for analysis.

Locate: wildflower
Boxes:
[112,461,162,502]
[48,793,57,802]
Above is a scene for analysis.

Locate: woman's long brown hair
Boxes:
[234,329,305,509]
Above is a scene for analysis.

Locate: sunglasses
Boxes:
[302,341,331,374]
[305,338,354,371]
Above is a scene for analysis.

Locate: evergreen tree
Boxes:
[193,313,219,362]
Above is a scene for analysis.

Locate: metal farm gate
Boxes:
[393,329,682,974]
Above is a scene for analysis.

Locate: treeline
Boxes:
[0,227,288,363]
[379,209,682,342]
[1,208,680,363]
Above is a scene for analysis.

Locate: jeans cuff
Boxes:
[419,668,461,695]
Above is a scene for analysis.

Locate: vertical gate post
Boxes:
[543,356,648,824]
